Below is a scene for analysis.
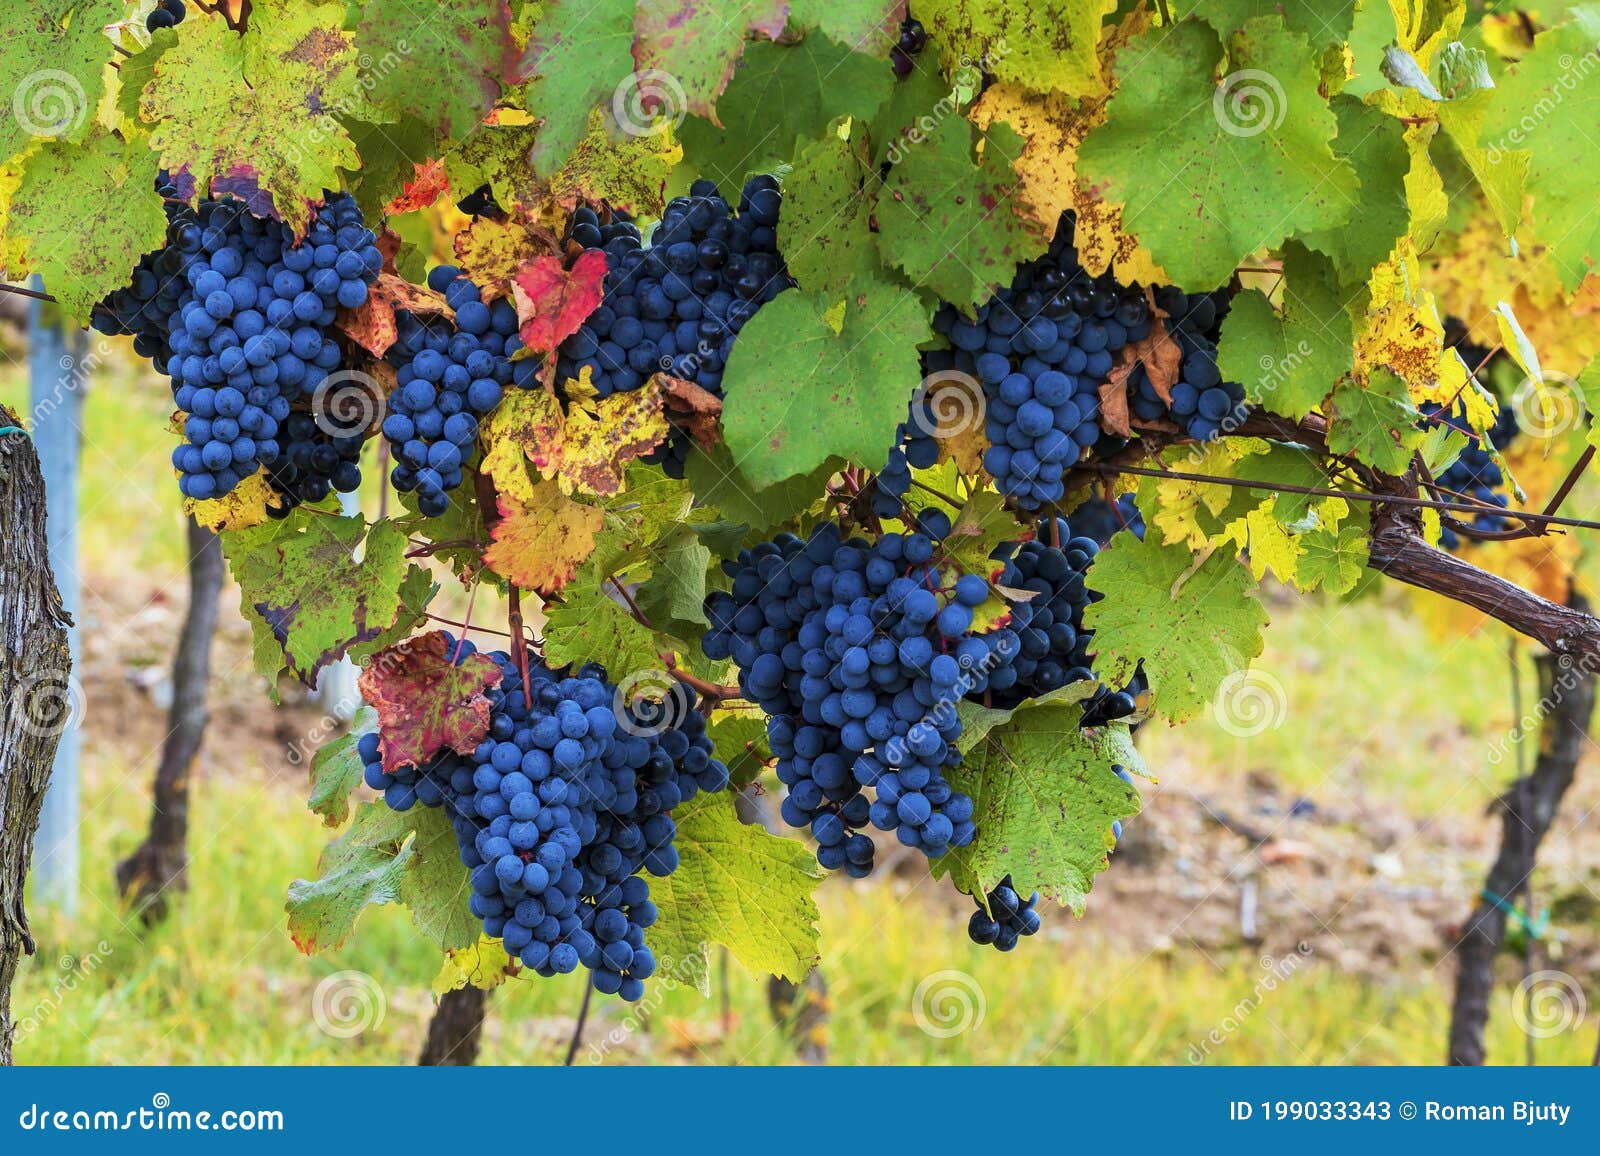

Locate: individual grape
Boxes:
[146,0,185,32]
[891,16,927,79]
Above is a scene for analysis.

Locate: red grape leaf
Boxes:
[384,159,451,214]
[657,373,723,452]
[481,481,605,594]
[357,631,504,773]
[512,249,609,355]
[454,213,562,299]
[340,273,453,357]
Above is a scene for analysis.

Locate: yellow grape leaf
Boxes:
[1403,122,1447,249]
[452,213,559,300]
[1237,504,1303,584]
[548,107,681,219]
[968,79,1166,283]
[480,388,562,506]
[1387,0,1464,70]
[536,371,671,497]
[432,934,514,994]
[1150,438,1269,548]
[185,466,283,531]
[481,476,605,594]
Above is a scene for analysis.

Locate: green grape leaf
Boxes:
[287,802,416,955]
[399,806,478,952]
[1077,18,1359,291]
[940,705,1143,913]
[307,707,378,828]
[519,0,637,177]
[541,566,661,677]
[678,36,895,190]
[876,117,1041,312]
[1190,0,1359,48]
[787,0,903,55]
[953,680,1100,756]
[1301,96,1411,284]
[1479,7,1600,290]
[227,513,427,687]
[1327,369,1423,475]
[721,274,932,487]
[914,0,1119,100]
[647,791,824,994]
[1575,356,1600,453]
[0,1,125,162]
[1245,443,1329,525]
[683,442,837,533]
[344,115,447,223]
[357,630,505,774]
[936,485,1022,580]
[356,0,517,142]
[1216,242,1354,420]
[1297,521,1368,594]
[868,48,953,168]
[780,125,882,296]
[140,2,369,234]
[1437,85,1526,237]
[708,714,771,790]
[635,524,713,638]
[7,129,167,322]
[632,0,788,124]
[1081,532,1268,721]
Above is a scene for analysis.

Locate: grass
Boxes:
[3,346,1596,1065]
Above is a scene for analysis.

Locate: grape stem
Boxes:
[506,585,533,690]
[662,655,742,704]
[563,983,593,1067]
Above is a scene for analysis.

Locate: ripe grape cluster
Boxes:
[95,185,382,504]
[891,16,928,78]
[264,413,364,513]
[967,876,1041,951]
[146,0,185,31]
[1128,286,1246,443]
[933,214,1152,510]
[1420,400,1519,549]
[964,517,1143,723]
[1063,492,1145,547]
[554,177,793,476]
[360,636,730,1001]
[380,265,531,517]
[703,522,982,874]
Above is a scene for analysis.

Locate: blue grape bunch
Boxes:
[1061,492,1145,548]
[380,265,534,517]
[967,876,1041,951]
[1128,285,1246,443]
[146,0,185,31]
[359,636,730,1001]
[1419,399,1519,549]
[96,185,382,504]
[553,177,792,476]
[703,520,984,875]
